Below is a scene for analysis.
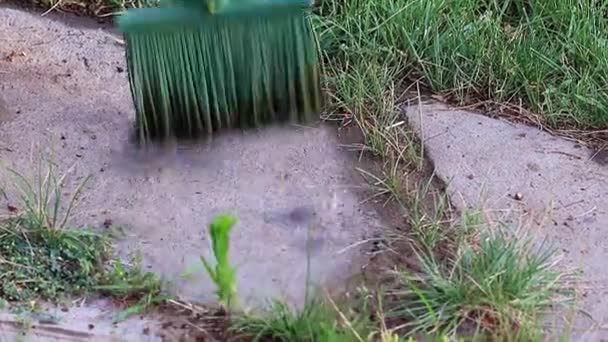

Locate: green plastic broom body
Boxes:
[116,0,323,144]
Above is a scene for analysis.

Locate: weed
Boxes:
[357,166,404,208]
[0,157,164,320]
[0,217,110,302]
[406,178,451,252]
[200,214,238,310]
[322,56,422,168]
[231,296,372,342]
[3,159,89,233]
[387,221,569,338]
[0,158,107,302]
[94,256,166,322]
[227,219,373,342]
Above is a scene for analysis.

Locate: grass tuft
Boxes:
[230,296,373,342]
[0,217,111,302]
[0,156,164,320]
[387,216,570,338]
[406,178,451,253]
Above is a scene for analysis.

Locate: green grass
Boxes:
[311,2,575,337]
[230,297,374,342]
[200,214,238,310]
[405,177,452,252]
[0,157,165,321]
[388,219,570,338]
[223,203,570,340]
[317,0,608,130]
[229,225,570,340]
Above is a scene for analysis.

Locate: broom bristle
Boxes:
[118,5,323,144]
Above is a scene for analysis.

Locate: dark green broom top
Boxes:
[117,0,315,32]
[116,0,322,143]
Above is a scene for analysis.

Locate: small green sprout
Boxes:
[201,214,238,310]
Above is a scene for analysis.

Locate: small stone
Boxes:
[88,324,94,330]
[514,192,523,201]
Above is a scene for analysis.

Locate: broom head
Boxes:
[117,0,323,144]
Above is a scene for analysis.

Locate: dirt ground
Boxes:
[405,101,608,340]
[0,5,389,340]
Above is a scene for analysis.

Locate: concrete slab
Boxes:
[0,5,380,321]
[404,101,608,340]
[0,299,163,342]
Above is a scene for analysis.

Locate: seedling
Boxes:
[201,214,238,310]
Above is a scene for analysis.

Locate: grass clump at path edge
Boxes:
[0,157,164,320]
[231,298,375,342]
[388,217,568,339]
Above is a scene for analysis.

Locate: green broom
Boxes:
[116,0,323,144]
